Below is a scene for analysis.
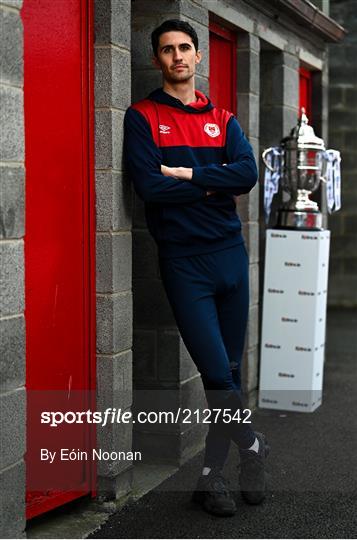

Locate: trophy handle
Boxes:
[262,147,277,172]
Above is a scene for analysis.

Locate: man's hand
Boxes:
[161,165,193,181]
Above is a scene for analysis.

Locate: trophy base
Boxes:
[276,209,323,230]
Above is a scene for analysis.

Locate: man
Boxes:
[124,19,269,517]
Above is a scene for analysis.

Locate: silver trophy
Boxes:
[262,109,341,230]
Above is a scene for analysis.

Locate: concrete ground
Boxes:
[88,308,357,539]
[26,308,357,539]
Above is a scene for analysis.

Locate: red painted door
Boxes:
[209,22,237,115]
[299,67,312,120]
[21,0,96,519]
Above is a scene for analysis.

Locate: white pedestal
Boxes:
[259,229,330,412]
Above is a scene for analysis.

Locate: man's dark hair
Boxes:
[151,19,199,57]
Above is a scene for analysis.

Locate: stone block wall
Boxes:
[94,0,134,498]
[0,0,26,537]
[236,32,261,405]
[131,0,209,466]
[328,0,357,306]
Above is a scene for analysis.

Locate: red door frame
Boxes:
[22,0,96,519]
[209,21,237,115]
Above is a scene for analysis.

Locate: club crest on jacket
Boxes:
[204,123,220,138]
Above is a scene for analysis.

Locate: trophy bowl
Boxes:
[262,109,326,230]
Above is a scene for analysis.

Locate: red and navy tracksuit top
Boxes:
[124,88,258,258]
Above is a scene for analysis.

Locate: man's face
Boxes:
[154,31,201,84]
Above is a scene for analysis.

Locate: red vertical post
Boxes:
[22,0,96,519]
[299,67,313,120]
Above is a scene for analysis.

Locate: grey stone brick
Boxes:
[0,388,25,470]
[97,464,133,500]
[133,388,180,435]
[131,0,179,71]
[260,105,283,147]
[180,337,199,381]
[0,315,25,393]
[330,109,357,131]
[95,46,131,110]
[238,33,260,53]
[133,279,175,328]
[195,73,209,96]
[97,351,132,412]
[157,330,180,382]
[181,17,209,79]
[245,387,258,410]
[0,240,24,317]
[237,50,260,95]
[96,292,132,354]
[328,213,343,236]
[328,86,344,110]
[131,25,156,70]
[236,182,259,222]
[282,106,299,136]
[0,0,22,8]
[345,87,357,109]
[247,304,259,350]
[0,166,25,239]
[345,258,357,274]
[328,256,344,276]
[133,429,180,464]
[283,65,299,110]
[94,0,130,49]
[0,86,24,162]
[132,69,161,103]
[156,330,198,383]
[237,93,259,138]
[96,170,132,232]
[327,274,357,308]
[133,230,159,280]
[241,346,259,394]
[327,130,345,151]
[282,52,299,71]
[249,262,259,306]
[261,52,299,113]
[95,109,124,170]
[97,416,133,477]
[180,422,206,465]
[0,460,25,540]
[242,220,259,263]
[96,232,132,293]
[0,8,23,86]
[133,0,179,18]
[133,329,157,383]
[330,235,356,259]
[180,0,208,27]
[334,152,354,172]
[180,374,205,428]
[249,136,259,163]
[344,214,357,235]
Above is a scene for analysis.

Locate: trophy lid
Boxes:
[283,108,325,151]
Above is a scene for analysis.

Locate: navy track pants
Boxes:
[159,242,256,469]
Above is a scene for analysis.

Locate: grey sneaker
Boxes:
[192,468,237,516]
[238,432,270,505]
